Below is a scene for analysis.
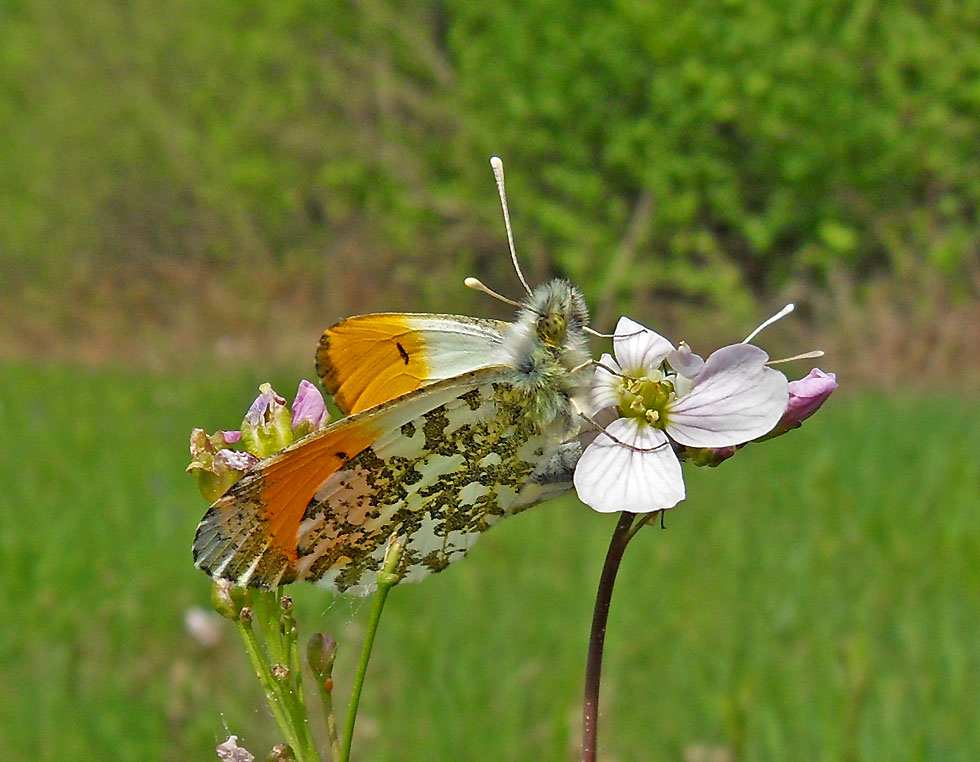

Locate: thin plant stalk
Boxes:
[315,670,342,761]
[581,511,638,762]
[340,539,404,762]
[281,595,320,759]
[237,593,320,762]
[236,616,306,757]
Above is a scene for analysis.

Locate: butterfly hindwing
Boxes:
[316,313,509,414]
[193,365,578,593]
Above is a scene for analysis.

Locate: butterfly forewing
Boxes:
[316,313,509,414]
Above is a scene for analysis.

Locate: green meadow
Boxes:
[2,361,977,761]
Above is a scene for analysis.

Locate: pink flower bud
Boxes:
[291,379,329,437]
[763,368,837,439]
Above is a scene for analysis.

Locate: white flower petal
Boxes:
[612,316,674,374]
[578,404,619,449]
[665,344,789,447]
[573,418,685,514]
[590,353,623,413]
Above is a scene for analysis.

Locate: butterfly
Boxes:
[192,159,592,594]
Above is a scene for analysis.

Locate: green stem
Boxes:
[282,604,320,760]
[625,511,658,542]
[238,593,322,762]
[340,540,403,762]
[316,674,342,761]
[236,617,304,755]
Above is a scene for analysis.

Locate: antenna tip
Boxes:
[464,276,483,290]
[489,156,503,171]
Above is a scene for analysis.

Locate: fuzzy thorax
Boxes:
[501,279,592,434]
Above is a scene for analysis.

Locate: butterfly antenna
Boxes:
[490,156,533,297]
[464,277,528,310]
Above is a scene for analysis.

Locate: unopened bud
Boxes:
[377,534,405,585]
[291,380,329,438]
[681,444,737,468]
[760,368,837,440]
[240,383,293,458]
[187,429,258,501]
[307,632,338,682]
[211,579,249,620]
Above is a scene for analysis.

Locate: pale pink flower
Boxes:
[574,317,789,513]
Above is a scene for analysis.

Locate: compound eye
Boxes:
[537,313,566,345]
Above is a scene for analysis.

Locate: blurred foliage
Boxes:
[1,0,978,330]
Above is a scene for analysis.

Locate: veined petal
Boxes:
[590,352,623,413]
[573,418,685,513]
[578,404,618,449]
[665,344,788,447]
[612,317,673,375]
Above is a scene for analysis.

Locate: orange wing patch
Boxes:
[193,419,380,586]
[316,315,429,415]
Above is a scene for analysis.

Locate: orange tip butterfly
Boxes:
[193,157,592,594]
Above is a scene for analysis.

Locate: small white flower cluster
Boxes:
[573,317,793,514]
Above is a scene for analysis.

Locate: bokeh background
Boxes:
[2,1,978,760]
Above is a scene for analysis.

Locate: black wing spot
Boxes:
[396,342,410,365]
[335,451,348,461]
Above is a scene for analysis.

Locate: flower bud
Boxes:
[307,632,338,682]
[291,380,329,438]
[679,444,737,467]
[187,429,258,501]
[240,383,293,458]
[762,368,837,439]
[211,579,250,620]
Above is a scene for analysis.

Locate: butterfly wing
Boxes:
[193,366,578,594]
[316,313,509,414]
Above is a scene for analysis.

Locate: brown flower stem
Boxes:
[581,511,637,762]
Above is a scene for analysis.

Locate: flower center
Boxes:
[617,374,675,429]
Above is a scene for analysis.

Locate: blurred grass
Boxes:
[1,361,978,761]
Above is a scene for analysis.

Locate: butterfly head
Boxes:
[499,278,592,433]
[528,278,589,349]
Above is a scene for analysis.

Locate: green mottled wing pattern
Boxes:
[294,377,579,595]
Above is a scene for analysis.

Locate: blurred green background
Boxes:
[1,0,978,760]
